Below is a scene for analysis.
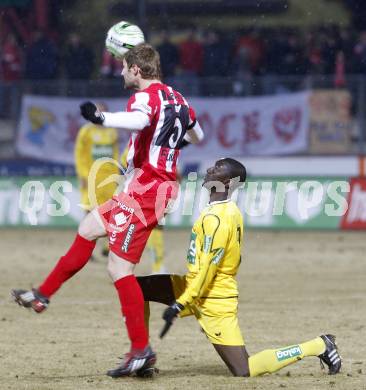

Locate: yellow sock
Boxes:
[248,337,326,376]
[147,229,164,273]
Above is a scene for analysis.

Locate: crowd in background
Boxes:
[1,31,94,82]
[2,26,366,82]
[2,25,366,99]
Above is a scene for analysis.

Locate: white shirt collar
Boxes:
[208,198,231,206]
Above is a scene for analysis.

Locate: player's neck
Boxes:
[137,78,162,91]
[209,191,229,203]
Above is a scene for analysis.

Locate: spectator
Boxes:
[1,34,22,81]
[203,30,229,77]
[230,46,253,96]
[0,34,22,117]
[157,30,179,79]
[178,29,203,95]
[334,51,346,88]
[280,34,307,75]
[179,29,203,76]
[100,49,122,78]
[320,33,340,75]
[64,33,94,79]
[25,30,58,80]
[305,30,323,75]
[353,31,366,73]
[262,30,290,94]
[339,28,355,73]
[235,28,265,74]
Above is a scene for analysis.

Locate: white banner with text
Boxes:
[16,92,310,164]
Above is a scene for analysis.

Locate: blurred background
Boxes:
[0,0,365,230]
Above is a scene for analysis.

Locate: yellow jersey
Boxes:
[120,144,129,171]
[177,199,243,307]
[75,123,120,208]
[74,123,119,178]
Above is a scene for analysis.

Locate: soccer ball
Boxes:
[105,21,145,58]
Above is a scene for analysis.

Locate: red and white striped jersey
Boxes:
[123,82,196,196]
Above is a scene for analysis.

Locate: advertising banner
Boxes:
[16,92,310,164]
[184,92,310,158]
[340,178,366,229]
[309,90,352,154]
[0,176,356,230]
[16,96,130,165]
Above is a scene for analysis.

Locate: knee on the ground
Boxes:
[230,366,250,377]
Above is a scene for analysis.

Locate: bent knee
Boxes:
[107,253,134,281]
[78,211,104,240]
[78,220,90,239]
[107,259,115,278]
[231,366,250,377]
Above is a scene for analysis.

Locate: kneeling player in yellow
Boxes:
[137,158,341,377]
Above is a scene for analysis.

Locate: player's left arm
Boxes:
[183,120,204,144]
[181,107,204,146]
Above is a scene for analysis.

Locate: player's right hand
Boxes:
[160,302,184,338]
[80,101,105,125]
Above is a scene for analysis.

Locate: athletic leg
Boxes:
[137,274,176,305]
[137,274,187,335]
[105,192,173,377]
[197,299,338,377]
[213,345,250,376]
[247,337,325,376]
[38,210,105,297]
[106,251,156,377]
[12,210,106,310]
[213,337,333,377]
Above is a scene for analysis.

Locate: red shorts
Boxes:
[95,192,171,263]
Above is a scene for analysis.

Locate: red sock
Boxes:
[114,275,148,351]
[38,234,96,298]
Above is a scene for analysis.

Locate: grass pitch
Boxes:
[0,229,365,390]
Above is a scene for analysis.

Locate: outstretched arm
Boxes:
[102,111,150,130]
[80,101,149,131]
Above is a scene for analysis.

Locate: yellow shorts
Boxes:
[80,185,116,210]
[170,275,244,346]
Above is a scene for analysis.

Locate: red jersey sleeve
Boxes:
[127,92,157,124]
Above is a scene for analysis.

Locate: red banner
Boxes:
[341,178,366,229]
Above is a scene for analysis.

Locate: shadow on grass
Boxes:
[20,364,230,381]
[158,364,230,377]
